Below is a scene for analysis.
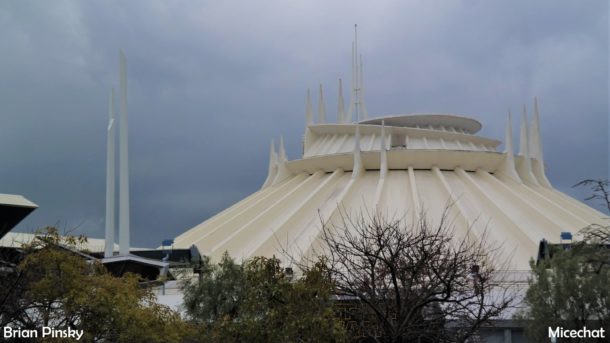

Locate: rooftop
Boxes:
[359,113,482,134]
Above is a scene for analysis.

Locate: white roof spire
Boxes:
[118,49,130,256]
[518,105,529,157]
[359,55,368,120]
[347,24,368,123]
[337,78,345,124]
[278,135,287,162]
[517,105,539,185]
[305,88,313,126]
[318,84,326,124]
[531,97,552,187]
[272,135,293,185]
[104,88,116,258]
[530,97,543,161]
[497,110,521,183]
[262,139,278,189]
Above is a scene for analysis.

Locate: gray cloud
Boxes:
[1,0,607,247]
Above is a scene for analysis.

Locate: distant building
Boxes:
[0,193,37,240]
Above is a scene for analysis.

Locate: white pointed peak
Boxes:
[359,54,368,121]
[504,110,513,154]
[118,48,130,256]
[337,78,346,124]
[530,97,544,161]
[518,105,529,158]
[346,42,355,123]
[306,88,313,126]
[269,139,278,166]
[318,84,326,124]
[531,97,552,188]
[348,24,368,123]
[516,105,539,185]
[262,139,278,189]
[497,110,521,183]
[278,135,287,163]
[272,135,294,185]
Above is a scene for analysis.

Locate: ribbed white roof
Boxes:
[174,114,606,270]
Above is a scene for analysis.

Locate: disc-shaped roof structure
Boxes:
[174,109,605,269]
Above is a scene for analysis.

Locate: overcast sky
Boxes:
[1,1,608,248]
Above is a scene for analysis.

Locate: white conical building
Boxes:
[174,37,605,271]
[174,110,605,270]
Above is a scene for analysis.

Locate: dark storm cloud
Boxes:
[1,1,607,247]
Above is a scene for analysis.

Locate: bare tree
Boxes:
[311,208,516,343]
[574,179,610,213]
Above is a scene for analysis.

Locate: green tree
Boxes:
[182,253,346,342]
[519,179,610,342]
[0,227,196,342]
[520,226,610,342]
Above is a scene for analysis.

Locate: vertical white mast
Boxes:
[497,110,521,183]
[337,78,345,123]
[305,88,313,126]
[318,84,326,123]
[517,105,538,185]
[118,50,130,256]
[347,24,368,122]
[359,55,368,120]
[104,88,116,258]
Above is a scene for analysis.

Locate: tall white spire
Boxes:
[104,88,116,258]
[318,84,326,124]
[517,105,538,185]
[305,88,313,126]
[379,120,387,179]
[359,55,368,120]
[530,97,543,161]
[518,105,529,157]
[497,110,521,183]
[278,135,287,162]
[530,97,552,187]
[118,50,130,256]
[503,110,513,154]
[262,139,278,189]
[347,24,368,123]
[272,135,293,185]
[337,79,345,124]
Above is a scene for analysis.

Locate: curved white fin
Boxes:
[306,88,313,126]
[318,84,326,124]
[496,110,521,183]
[272,135,294,185]
[516,105,539,185]
[337,79,345,124]
[531,97,552,187]
[262,139,278,189]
